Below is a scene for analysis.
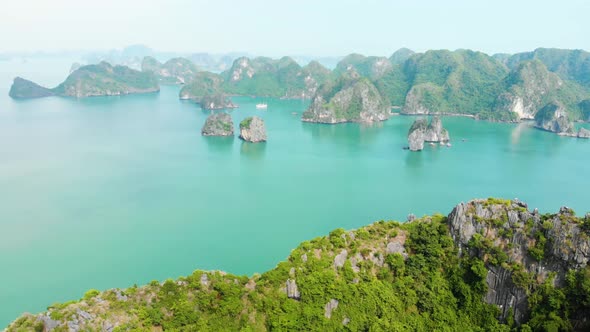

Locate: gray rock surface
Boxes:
[424,116,450,142]
[200,273,209,287]
[448,199,590,324]
[534,102,575,135]
[334,249,348,268]
[324,299,339,318]
[37,313,61,331]
[201,113,234,136]
[199,94,237,110]
[286,279,300,299]
[578,127,590,138]
[302,78,390,124]
[407,118,428,151]
[239,116,267,142]
[407,116,450,151]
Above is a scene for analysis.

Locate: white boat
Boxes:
[256,103,268,109]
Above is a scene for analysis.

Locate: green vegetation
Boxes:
[6,200,590,331]
[179,71,224,100]
[240,117,253,129]
[141,56,200,85]
[51,62,159,97]
[221,56,332,98]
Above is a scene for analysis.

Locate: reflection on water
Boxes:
[240,141,266,159]
[404,149,424,169]
[511,121,532,145]
[301,121,382,146]
[203,136,234,152]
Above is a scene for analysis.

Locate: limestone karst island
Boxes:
[1,0,590,331]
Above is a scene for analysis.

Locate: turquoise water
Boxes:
[1,59,590,327]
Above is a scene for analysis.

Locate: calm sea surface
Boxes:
[0,58,589,326]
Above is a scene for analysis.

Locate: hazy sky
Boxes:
[1,0,588,56]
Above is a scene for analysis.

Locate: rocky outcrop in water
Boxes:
[407,116,450,151]
[8,77,55,99]
[407,118,428,151]
[534,102,575,135]
[199,94,237,110]
[423,116,450,142]
[448,199,590,325]
[201,113,234,136]
[239,116,267,142]
[578,127,590,138]
[302,78,390,124]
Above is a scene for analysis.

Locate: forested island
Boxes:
[9,62,159,98]
[6,198,590,331]
[9,48,590,135]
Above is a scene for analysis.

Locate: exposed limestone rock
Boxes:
[407,116,450,151]
[494,60,567,120]
[534,102,575,135]
[424,116,450,142]
[448,199,590,324]
[407,118,428,151]
[239,116,267,142]
[200,273,209,287]
[578,127,590,138]
[201,113,234,136]
[199,94,237,110]
[334,249,348,268]
[324,299,339,318]
[302,78,390,124]
[286,279,300,300]
[387,240,407,258]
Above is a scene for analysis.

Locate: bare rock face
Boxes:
[286,279,300,300]
[201,113,234,136]
[448,199,590,324]
[578,127,590,138]
[324,299,339,318]
[334,250,348,268]
[494,60,566,120]
[199,94,237,110]
[407,117,450,151]
[423,116,450,142]
[239,116,267,142]
[534,102,575,135]
[408,119,427,151]
[302,78,390,124]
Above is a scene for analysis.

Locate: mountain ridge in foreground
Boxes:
[6,198,590,331]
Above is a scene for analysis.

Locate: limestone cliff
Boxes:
[534,102,575,135]
[301,78,390,124]
[407,116,450,151]
[199,94,237,110]
[239,116,267,142]
[449,199,590,325]
[6,199,590,331]
[494,60,577,120]
[201,113,234,136]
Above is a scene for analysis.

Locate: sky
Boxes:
[1,0,588,56]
